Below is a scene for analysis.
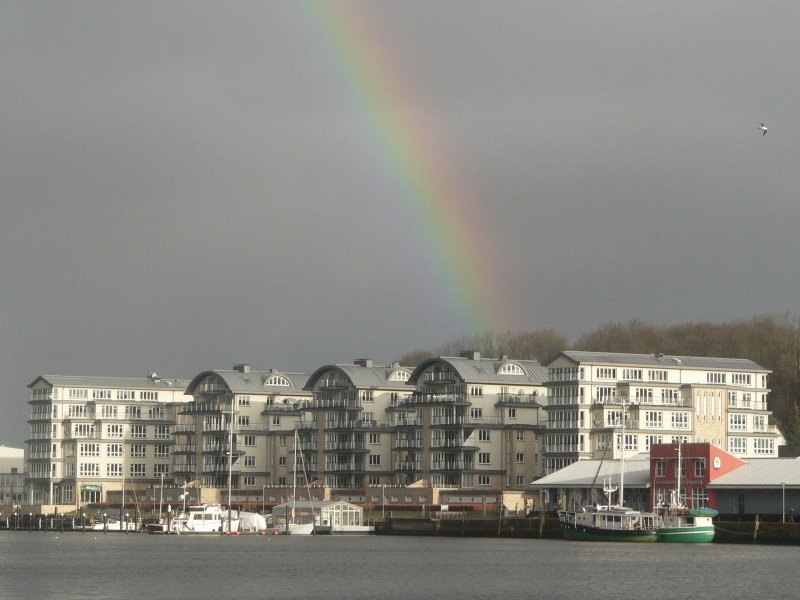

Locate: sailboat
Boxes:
[268,430,316,535]
[654,442,717,543]
[558,399,658,542]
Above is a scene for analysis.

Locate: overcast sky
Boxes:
[2,1,799,447]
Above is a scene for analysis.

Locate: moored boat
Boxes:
[656,506,717,543]
[559,504,658,542]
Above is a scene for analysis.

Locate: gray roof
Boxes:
[186,369,310,395]
[29,374,191,391]
[709,457,800,488]
[551,351,769,373]
[530,454,652,489]
[408,356,547,386]
[304,363,413,391]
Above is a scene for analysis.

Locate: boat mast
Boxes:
[676,438,682,509]
[227,394,234,533]
[619,397,626,507]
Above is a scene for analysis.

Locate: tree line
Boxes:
[397,313,800,444]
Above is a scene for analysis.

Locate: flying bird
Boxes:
[759,122,768,135]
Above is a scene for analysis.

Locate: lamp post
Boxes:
[262,484,266,515]
[382,485,386,520]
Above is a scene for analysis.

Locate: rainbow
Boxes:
[301,1,518,333]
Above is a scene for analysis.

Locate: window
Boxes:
[131,425,147,438]
[130,444,146,458]
[479,430,491,442]
[140,391,159,400]
[244,435,256,446]
[106,463,123,477]
[148,406,165,420]
[624,434,638,450]
[154,425,171,439]
[516,452,524,463]
[470,386,483,397]
[707,372,726,384]
[238,416,250,427]
[694,459,706,477]
[516,475,525,485]
[644,435,662,450]
[69,388,88,399]
[478,452,490,465]
[369,455,381,466]
[116,390,135,400]
[154,445,169,458]
[154,464,169,476]
[622,369,642,381]
[507,408,517,419]
[369,433,381,444]
[125,406,141,419]
[130,464,146,478]
[729,437,746,454]
[478,475,490,485]
[362,412,374,423]
[655,460,666,477]
[729,414,747,431]
[238,395,250,406]
[671,412,689,429]
[279,435,287,446]
[107,443,123,457]
[279,456,286,466]
[93,389,112,400]
[79,463,99,477]
[516,430,525,441]
[648,370,667,382]
[597,368,616,379]
[470,407,483,419]
[101,405,118,418]
[272,416,281,426]
[754,438,774,455]
[645,411,663,428]
[499,363,524,375]
[244,456,256,467]
[80,443,99,457]
[266,375,290,386]
[732,373,751,385]
[243,476,256,486]
[754,415,765,431]
[361,390,374,403]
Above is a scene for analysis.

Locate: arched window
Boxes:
[266,375,291,387]
[498,363,524,375]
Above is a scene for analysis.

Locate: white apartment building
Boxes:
[26,373,190,508]
[1,445,25,507]
[178,364,311,489]
[543,351,782,474]
[399,352,547,489]
[301,359,415,488]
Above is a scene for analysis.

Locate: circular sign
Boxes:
[713,456,721,470]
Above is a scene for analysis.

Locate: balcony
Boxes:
[395,460,422,471]
[172,444,196,454]
[430,439,470,449]
[394,439,422,449]
[324,462,363,473]
[181,400,235,415]
[324,441,367,452]
[393,418,424,427]
[495,393,541,406]
[431,460,471,471]
[401,392,469,406]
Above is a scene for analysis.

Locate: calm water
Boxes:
[1,532,799,600]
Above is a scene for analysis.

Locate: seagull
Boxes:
[759,122,768,135]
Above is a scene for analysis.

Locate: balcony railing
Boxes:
[394,461,422,470]
[431,460,471,471]
[394,439,423,449]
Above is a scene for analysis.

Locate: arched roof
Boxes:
[304,363,413,391]
[407,356,547,386]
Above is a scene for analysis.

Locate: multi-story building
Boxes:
[301,359,414,488]
[178,364,311,489]
[0,445,25,507]
[543,351,782,474]
[398,352,547,489]
[25,373,190,508]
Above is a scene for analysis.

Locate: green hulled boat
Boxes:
[656,505,717,543]
[560,505,658,542]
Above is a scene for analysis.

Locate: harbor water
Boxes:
[1,532,799,599]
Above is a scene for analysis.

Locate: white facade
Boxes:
[26,373,190,508]
[543,351,781,474]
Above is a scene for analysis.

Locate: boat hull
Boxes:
[561,524,657,542]
[656,526,715,543]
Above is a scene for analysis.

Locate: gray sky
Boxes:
[2,1,799,447]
